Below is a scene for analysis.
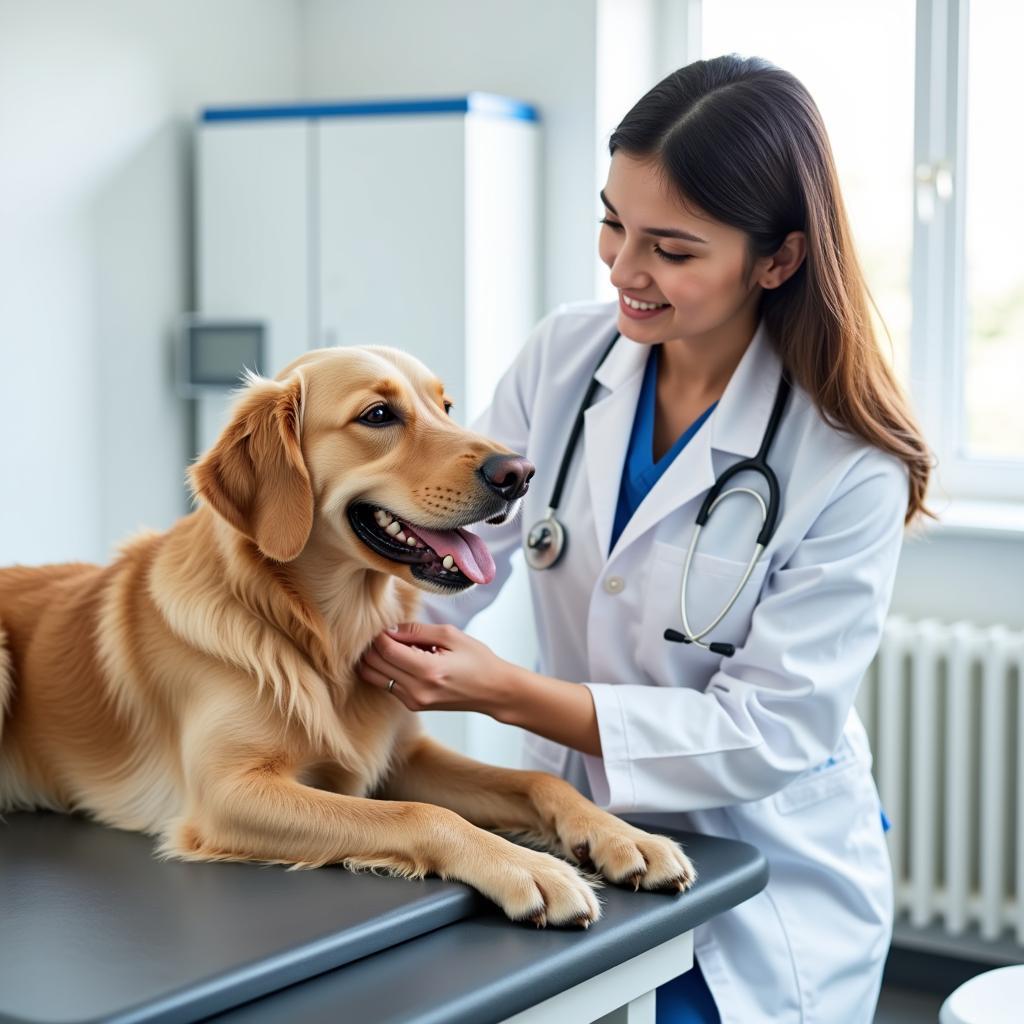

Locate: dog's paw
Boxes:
[562,820,696,893]
[477,844,602,928]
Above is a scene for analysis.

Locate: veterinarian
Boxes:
[358,55,933,1024]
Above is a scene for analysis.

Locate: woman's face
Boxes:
[598,152,764,343]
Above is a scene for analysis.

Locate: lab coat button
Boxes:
[603,575,625,595]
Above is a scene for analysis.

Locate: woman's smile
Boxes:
[619,290,671,320]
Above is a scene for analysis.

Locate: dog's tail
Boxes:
[0,622,12,747]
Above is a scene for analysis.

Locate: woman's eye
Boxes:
[443,400,454,415]
[600,218,693,263]
[359,403,398,426]
[654,247,693,264]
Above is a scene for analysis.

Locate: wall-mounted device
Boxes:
[177,316,266,398]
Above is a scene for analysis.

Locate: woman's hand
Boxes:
[356,622,514,716]
[357,623,603,756]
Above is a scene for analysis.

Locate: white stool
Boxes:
[939,964,1024,1024]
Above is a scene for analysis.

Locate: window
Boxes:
[962,0,1023,462]
[913,0,1024,498]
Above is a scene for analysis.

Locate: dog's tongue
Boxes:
[411,525,496,584]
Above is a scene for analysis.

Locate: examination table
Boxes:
[0,811,768,1024]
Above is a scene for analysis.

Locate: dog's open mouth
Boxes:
[347,503,497,591]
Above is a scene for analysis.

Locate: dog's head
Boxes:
[188,346,533,594]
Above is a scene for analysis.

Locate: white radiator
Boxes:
[856,615,1024,951]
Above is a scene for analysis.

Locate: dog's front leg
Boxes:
[164,753,601,928]
[378,734,695,892]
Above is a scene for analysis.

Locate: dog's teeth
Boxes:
[406,536,417,546]
[442,555,455,570]
[386,521,402,536]
[396,531,407,542]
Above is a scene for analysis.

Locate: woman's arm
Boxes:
[577,449,911,813]
[357,624,602,756]
[495,663,603,757]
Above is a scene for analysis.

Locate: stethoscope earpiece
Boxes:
[664,629,736,657]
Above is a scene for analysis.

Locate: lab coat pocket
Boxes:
[636,542,770,686]
[773,734,862,814]
[771,736,889,885]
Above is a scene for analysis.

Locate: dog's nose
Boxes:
[479,454,535,501]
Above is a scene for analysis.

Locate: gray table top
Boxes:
[0,811,768,1024]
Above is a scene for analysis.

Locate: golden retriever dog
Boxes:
[0,345,694,927]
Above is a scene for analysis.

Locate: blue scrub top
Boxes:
[609,345,719,555]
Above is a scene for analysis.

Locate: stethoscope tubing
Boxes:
[524,328,791,657]
[546,331,622,513]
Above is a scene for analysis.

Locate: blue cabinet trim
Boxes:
[201,92,539,123]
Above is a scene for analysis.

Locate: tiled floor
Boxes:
[875,984,945,1023]
[874,934,1003,1022]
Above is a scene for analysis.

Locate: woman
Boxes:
[358,55,934,1023]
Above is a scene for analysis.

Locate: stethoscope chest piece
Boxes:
[525,512,566,570]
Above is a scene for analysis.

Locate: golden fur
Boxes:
[0,345,694,926]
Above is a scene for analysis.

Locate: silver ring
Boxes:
[387,678,397,693]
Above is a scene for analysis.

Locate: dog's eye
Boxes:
[359,403,398,426]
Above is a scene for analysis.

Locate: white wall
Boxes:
[894,526,1024,630]
[0,0,301,564]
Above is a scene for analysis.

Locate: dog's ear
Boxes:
[189,373,313,562]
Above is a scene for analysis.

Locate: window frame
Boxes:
[912,0,1024,500]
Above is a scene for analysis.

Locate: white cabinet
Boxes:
[316,116,467,408]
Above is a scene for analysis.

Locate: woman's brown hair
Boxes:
[609,54,935,526]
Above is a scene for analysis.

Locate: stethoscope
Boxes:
[525,331,792,658]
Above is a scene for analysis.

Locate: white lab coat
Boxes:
[419,300,907,1024]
